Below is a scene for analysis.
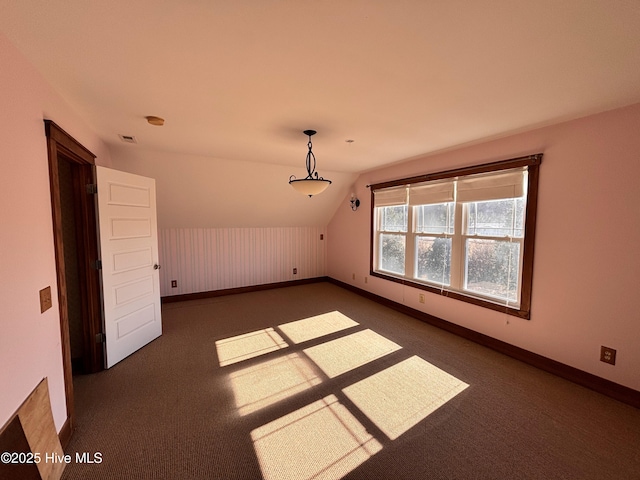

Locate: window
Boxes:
[371,155,541,319]
[379,205,407,275]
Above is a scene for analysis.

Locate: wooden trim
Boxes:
[328,278,640,409]
[369,154,542,319]
[161,277,329,304]
[369,154,542,191]
[369,271,531,319]
[45,120,101,446]
[44,120,96,163]
[519,161,540,317]
[46,131,76,433]
[73,165,104,373]
[370,187,375,282]
[57,417,72,449]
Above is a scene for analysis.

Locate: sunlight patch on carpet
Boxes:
[343,356,469,440]
[278,311,359,344]
[251,395,382,480]
[230,353,322,415]
[303,329,401,378]
[215,328,288,366]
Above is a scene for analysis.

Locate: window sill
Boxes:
[370,270,530,319]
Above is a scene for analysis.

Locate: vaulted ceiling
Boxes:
[2,0,640,175]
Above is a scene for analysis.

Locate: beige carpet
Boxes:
[62,282,640,479]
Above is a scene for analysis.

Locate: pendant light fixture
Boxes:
[289,130,332,197]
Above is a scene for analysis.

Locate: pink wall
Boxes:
[2,24,638,435]
[0,34,111,431]
[328,103,640,391]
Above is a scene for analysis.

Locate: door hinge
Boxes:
[95,333,105,343]
[93,260,102,270]
[86,183,98,195]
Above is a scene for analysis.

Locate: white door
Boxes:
[96,166,162,368]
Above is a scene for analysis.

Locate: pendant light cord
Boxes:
[306,134,318,179]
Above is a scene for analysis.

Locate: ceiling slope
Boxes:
[1,0,639,174]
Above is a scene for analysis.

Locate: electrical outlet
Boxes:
[171,280,177,288]
[293,268,297,275]
[320,234,324,240]
[600,346,616,365]
[419,294,425,304]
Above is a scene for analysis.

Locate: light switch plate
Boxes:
[39,286,52,313]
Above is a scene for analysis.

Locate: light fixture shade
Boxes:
[290,178,331,196]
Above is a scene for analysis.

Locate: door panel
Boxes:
[96,166,162,368]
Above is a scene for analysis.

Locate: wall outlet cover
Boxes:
[600,346,616,365]
[39,286,52,313]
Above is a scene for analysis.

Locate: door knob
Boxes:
[154,264,161,270]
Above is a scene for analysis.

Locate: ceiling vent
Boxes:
[118,134,138,144]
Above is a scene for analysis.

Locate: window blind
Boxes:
[373,186,408,207]
[456,167,526,203]
[408,180,455,205]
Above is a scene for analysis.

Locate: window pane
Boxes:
[379,206,407,232]
[465,239,520,302]
[466,198,524,237]
[380,234,405,275]
[415,236,451,285]
[414,203,455,234]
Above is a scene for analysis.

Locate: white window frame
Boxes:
[460,199,525,305]
[376,205,408,276]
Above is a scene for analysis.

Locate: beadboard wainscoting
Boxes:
[159,227,327,297]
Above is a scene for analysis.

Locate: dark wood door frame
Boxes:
[45,120,104,445]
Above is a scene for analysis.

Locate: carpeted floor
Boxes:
[62,283,640,479]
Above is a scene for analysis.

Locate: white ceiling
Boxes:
[2,0,640,174]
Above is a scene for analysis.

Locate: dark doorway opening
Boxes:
[45,120,104,444]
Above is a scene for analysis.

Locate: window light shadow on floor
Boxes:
[215,327,288,366]
[278,311,359,344]
[343,355,469,440]
[251,395,382,480]
[229,353,322,416]
[303,329,401,379]
[216,311,469,480]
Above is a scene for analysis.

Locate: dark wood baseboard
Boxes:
[161,277,330,304]
[58,416,72,449]
[328,278,640,409]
